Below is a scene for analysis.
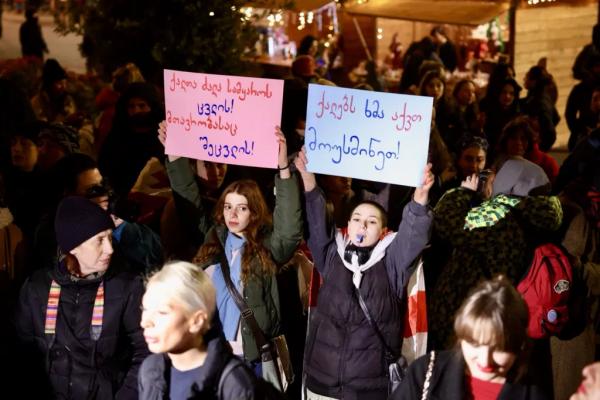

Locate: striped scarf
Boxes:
[44,280,105,341]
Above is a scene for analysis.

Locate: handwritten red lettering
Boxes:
[226,78,273,101]
[391,103,423,132]
[314,91,355,120]
[167,110,238,136]
[169,72,198,92]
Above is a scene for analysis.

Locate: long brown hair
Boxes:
[194,180,276,283]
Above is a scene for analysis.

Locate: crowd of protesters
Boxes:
[1,17,600,400]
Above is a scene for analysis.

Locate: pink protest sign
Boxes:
[163,69,284,168]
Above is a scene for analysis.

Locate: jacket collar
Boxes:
[145,328,233,398]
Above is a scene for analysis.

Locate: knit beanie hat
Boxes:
[39,122,80,154]
[492,156,550,197]
[42,59,67,89]
[55,197,115,253]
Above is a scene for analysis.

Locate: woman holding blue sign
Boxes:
[295,147,434,400]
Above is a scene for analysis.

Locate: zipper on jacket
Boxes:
[338,324,349,399]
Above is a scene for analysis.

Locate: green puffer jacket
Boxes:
[166,158,303,361]
[429,187,563,349]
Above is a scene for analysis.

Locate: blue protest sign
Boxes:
[305,84,433,187]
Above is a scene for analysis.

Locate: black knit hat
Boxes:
[42,59,67,89]
[55,197,115,253]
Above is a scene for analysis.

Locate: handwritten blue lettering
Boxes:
[364,99,385,119]
[197,99,235,116]
[198,136,255,159]
[307,126,400,171]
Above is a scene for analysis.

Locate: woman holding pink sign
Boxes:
[160,123,302,381]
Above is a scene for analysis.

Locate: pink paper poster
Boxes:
[163,69,284,168]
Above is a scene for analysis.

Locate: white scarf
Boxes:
[335,230,397,289]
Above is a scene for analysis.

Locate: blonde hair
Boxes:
[454,276,528,354]
[146,261,216,326]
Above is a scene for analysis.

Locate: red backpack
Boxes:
[516,243,574,339]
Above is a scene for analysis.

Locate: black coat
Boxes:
[391,350,550,400]
[15,259,149,399]
[138,331,259,400]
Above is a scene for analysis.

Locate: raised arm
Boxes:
[269,127,303,264]
[159,121,213,237]
[296,147,335,277]
[386,164,434,296]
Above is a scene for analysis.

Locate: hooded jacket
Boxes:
[15,257,149,399]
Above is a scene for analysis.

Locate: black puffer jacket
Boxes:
[138,330,260,400]
[303,188,432,400]
[15,258,149,399]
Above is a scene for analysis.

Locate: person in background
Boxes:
[481,77,522,156]
[495,117,558,186]
[4,125,44,242]
[138,261,262,399]
[521,65,559,152]
[430,26,458,73]
[31,59,77,124]
[15,196,149,399]
[19,7,48,59]
[392,277,549,400]
[572,24,600,83]
[98,82,164,198]
[94,63,145,155]
[566,75,600,151]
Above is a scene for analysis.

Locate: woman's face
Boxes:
[499,84,516,109]
[10,136,38,172]
[461,340,517,383]
[69,229,113,276]
[506,132,528,157]
[141,284,203,354]
[320,175,352,197]
[425,78,444,102]
[347,203,384,247]
[456,82,476,107]
[196,160,227,191]
[457,146,486,178]
[223,192,251,236]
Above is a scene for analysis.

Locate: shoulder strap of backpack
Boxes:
[217,357,238,398]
